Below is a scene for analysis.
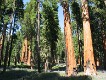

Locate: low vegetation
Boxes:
[0,68,106,80]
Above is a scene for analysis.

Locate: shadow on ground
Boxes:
[0,69,92,80]
[0,70,36,80]
[24,72,92,80]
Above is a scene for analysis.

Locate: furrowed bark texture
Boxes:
[63,1,76,76]
[81,0,96,75]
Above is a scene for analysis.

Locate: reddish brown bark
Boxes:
[27,46,31,66]
[21,38,28,63]
[21,40,25,62]
[81,0,96,75]
[21,38,32,66]
[62,1,76,76]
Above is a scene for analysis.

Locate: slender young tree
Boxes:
[0,0,7,66]
[81,0,96,75]
[0,0,4,66]
[36,0,41,73]
[61,0,76,76]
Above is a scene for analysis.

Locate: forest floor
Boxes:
[0,68,106,80]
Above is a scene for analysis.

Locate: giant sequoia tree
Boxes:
[81,0,96,75]
[61,0,76,76]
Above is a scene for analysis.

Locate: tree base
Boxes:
[85,67,97,75]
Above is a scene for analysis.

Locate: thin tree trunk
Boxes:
[71,1,83,71]
[8,32,13,67]
[44,58,48,72]
[36,1,41,73]
[0,38,2,66]
[8,14,14,66]
[76,23,83,71]
[81,0,96,75]
[14,55,17,66]
[62,1,76,76]
[3,23,12,72]
[50,45,56,65]
[0,23,7,67]
[1,24,7,62]
[3,41,9,72]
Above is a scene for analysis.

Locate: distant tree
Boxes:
[21,0,39,71]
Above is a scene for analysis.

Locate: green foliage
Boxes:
[42,0,59,44]
[71,21,79,59]
[0,70,36,80]
[71,1,82,28]
[88,0,106,67]
[0,0,106,74]
[56,31,65,61]
[11,31,23,63]
[15,0,24,19]
[42,0,60,63]
[21,0,37,39]
[52,63,66,70]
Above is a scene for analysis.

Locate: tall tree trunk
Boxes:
[50,44,56,65]
[62,1,76,76]
[8,0,16,67]
[36,1,41,73]
[3,23,12,72]
[8,14,14,66]
[0,24,7,63]
[81,0,96,75]
[0,38,2,67]
[8,31,14,67]
[71,1,83,71]
[3,41,9,72]
[44,58,48,72]
[76,20,83,71]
